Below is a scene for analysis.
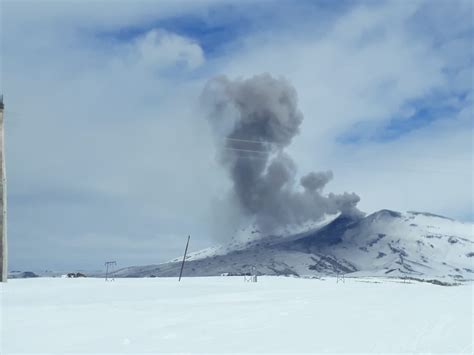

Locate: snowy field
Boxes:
[1,276,472,354]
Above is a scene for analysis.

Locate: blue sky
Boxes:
[1,0,472,271]
[339,91,472,143]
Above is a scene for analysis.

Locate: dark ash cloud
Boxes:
[202,73,363,234]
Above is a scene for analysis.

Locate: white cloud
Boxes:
[205,0,472,220]
[1,2,221,269]
[1,0,472,270]
[131,29,205,70]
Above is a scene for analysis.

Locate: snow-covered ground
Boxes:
[1,277,472,354]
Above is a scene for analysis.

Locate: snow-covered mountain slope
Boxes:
[166,213,340,263]
[115,210,474,280]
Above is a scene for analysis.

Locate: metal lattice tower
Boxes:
[105,261,117,281]
[336,273,345,283]
[0,95,7,282]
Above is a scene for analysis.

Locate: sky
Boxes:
[0,0,472,271]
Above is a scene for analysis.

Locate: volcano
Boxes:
[115,210,474,281]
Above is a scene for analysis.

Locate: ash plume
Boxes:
[202,74,362,234]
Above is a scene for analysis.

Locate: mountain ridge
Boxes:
[114,209,473,281]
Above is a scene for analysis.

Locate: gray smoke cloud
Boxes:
[202,73,363,234]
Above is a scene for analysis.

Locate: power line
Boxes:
[224,154,268,160]
[223,149,469,174]
[224,147,270,155]
[225,137,271,144]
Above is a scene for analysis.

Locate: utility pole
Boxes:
[178,235,190,282]
[0,95,7,282]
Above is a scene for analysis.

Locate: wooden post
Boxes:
[178,236,190,282]
[0,96,7,282]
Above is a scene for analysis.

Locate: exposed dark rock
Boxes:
[388,243,408,257]
[9,271,39,279]
[67,272,87,278]
[368,234,386,247]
